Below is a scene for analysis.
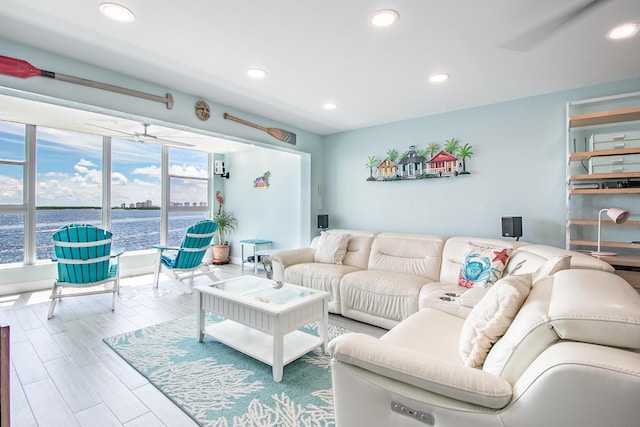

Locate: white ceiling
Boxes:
[0,0,639,137]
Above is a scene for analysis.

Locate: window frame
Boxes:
[0,123,34,264]
[161,145,214,244]
[0,120,215,265]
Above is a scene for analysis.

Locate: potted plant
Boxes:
[212,209,238,264]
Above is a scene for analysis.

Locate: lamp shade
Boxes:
[606,208,629,224]
[592,207,629,257]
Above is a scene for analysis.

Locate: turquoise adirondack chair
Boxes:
[152,219,218,293]
[49,224,122,319]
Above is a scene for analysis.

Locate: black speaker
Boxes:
[318,214,329,230]
[502,216,522,239]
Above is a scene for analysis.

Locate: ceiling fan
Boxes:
[87,122,194,147]
[500,0,611,51]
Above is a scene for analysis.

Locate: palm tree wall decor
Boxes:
[456,143,474,173]
[365,155,378,181]
[366,138,474,181]
[428,142,439,158]
[386,149,399,163]
[444,138,460,154]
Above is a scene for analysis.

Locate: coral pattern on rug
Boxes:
[103,314,351,426]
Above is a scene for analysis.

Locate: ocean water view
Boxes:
[0,209,207,264]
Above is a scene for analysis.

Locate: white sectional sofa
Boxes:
[275,229,640,426]
[272,229,613,329]
[328,267,640,427]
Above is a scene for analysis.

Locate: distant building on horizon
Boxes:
[135,200,153,208]
[119,200,156,208]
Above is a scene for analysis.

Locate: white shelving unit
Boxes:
[566,91,640,264]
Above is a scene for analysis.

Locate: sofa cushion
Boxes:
[340,269,434,329]
[459,274,532,368]
[329,323,513,409]
[367,232,445,280]
[311,229,377,269]
[284,262,361,313]
[314,232,350,264]
[458,243,512,288]
[382,308,465,363]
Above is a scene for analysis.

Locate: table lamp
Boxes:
[592,207,629,257]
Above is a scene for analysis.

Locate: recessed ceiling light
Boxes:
[246,68,267,79]
[99,3,135,23]
[371,9,399,27]
[429,73,450,84]
[606,22,640,40]
[323,103,337,110]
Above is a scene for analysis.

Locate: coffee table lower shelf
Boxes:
[202,320,324,381]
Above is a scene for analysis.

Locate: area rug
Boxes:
[103,313,351,426]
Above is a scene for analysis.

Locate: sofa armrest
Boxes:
[458,287,488,308]
[271,248,316,281]
[329,333,512,409]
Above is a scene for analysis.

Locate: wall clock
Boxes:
[195,100,211,121]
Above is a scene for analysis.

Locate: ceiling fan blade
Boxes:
[86,122,193,147]
[500,0,610,51]
[85,122,135,136]
[133,133,157,141]
[149,137,194,148]
[134,134,194,148]
[134,123,195,147]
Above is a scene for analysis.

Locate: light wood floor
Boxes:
[3,264,386,427]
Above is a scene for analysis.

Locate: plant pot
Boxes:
[212,245,230,264]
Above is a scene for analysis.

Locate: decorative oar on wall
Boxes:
[0,55,173,109]
[223,112,296,145]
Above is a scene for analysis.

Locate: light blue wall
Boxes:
[225,147,306,259]
[322,77,640,247]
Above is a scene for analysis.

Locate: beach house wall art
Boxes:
[366,138,473,181]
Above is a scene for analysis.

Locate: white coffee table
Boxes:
[195,276,329,382]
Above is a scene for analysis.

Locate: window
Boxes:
[111,138,162,251]
[35,127,103,260]
[0,121,25,205]
[167,147,210,246]
[168,147,209,207]
[0,118,215,266]
[0,121,26,263]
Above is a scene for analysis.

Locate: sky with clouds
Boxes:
[0,120,209,207]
